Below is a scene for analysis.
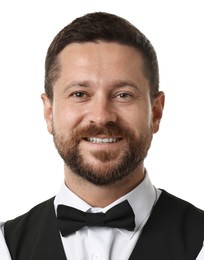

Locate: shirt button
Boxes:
[93,253,101,260]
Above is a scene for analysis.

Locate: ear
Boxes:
[41,93,53,134]
[151,91,165,133]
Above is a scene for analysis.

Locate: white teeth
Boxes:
[87,137,118,143]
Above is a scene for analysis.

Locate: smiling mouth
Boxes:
[85,137,122,144]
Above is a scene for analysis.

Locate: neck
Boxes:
[64,165,145,208]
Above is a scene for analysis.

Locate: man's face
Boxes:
[42,41,164,185]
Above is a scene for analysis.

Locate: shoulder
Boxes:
[4,197,64,259]
[4,197,55,235]
[160,190,204,216]
[157,190,204,233]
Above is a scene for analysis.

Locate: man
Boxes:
[3,12,204,259]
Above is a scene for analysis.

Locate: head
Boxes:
[44,12,159,100]
[42,12,164,186]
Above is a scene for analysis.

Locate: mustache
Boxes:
[72,122,134,141]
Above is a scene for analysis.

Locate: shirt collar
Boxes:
[54,172,159,239]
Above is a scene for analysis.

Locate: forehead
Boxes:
[54,41,149,92]
[58,41,144,68]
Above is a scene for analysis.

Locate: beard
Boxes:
[52,122,152,186]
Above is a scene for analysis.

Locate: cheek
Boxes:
[52,106,83,134]
[124,106,152,133]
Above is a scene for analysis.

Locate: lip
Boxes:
[81,137,124,149]
[85,137,122,144]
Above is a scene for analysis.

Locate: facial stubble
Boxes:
[53,122,152,185]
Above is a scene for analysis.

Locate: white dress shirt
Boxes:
[0,224,11,260]
[1,173,204,259]
[54,173,203,260]
[54,174,158,259]
[197,247,204,260]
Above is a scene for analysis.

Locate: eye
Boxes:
[72,92,87,98]
[117,93,131,98]
[114,91,134,101]
[68,91,90,102]
[112,90,137,103]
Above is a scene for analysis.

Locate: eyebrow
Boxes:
[63,81,90,93]
[112,80,141,91]
[63,80,141,93]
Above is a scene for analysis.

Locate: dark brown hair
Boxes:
[44,12,159,99]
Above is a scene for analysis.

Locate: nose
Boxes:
[88,99,117,125]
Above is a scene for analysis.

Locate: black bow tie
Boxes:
[57,200,135,236]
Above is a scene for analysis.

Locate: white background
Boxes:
[0,0,204,221]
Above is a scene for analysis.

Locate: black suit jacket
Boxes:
[4,190,204,260]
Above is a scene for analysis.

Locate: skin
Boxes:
[41,41,165,207]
